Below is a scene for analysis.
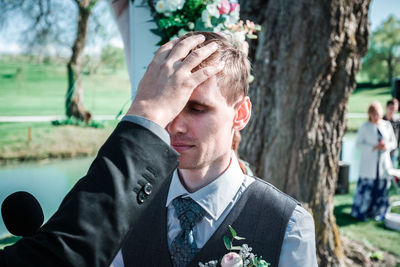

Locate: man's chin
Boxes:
[177,158,198,170]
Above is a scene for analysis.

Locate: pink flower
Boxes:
[221,252,243,267]
[230,3,240,13]
[218,0,231,14]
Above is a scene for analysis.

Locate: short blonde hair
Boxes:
[180,31,251,105]
[367,101,383,121]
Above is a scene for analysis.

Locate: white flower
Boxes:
[155,0,185,13]
[201,9,213,28]
[232,31,246,45]
[221,252,243,267]
[213,24,224,33]
[187,22,195,30]
[206,3,220,18]
[155,0,166,13]
[165,0,185,12]
[227,9,240,24]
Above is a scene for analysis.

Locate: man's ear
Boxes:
[233,96,251,131]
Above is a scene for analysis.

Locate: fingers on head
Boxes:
[182,42,219,71]
[154,38,180,62]
[167,34,206,62]
[191,64,223,85]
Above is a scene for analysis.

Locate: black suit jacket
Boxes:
[0,121,179,267]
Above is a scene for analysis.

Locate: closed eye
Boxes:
[188,104,207,113]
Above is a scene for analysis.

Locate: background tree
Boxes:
[100,44,125,73]
[0,0,115,122]
[239,0,370,266]
[360,16,400,84]
[66,0,99,122]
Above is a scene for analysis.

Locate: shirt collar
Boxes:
[166,152,245,220]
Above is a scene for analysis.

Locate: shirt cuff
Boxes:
[121,115,170,145]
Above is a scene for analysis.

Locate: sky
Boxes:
[0,0,399,55]
[369,0,400,30]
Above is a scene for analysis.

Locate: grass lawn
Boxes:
[334,183,400,258]
[0,121,118,164]
[0,58,131,116]
[347,86,394,132]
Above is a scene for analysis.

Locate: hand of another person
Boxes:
[127,35,223,127]
[373,141,386,151]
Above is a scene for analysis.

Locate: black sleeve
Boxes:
[1,121,179,267]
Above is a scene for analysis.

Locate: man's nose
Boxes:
[166,113,187,135]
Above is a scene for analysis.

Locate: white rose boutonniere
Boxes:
[199,226,270,267]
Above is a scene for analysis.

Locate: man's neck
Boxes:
[178,155,232,193]
[385,113,393,121]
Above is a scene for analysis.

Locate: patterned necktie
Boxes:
[170,197,206,267]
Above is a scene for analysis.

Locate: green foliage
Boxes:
[334,183,400,257]
[52,118,105,128]
[0,57,131,116]
[360,16,400,83]
[100,45,125,73]
[369,251,384,261]
[390,205,400,214]
[152,0,208,44]
[0,235,21,249]
[223,236,232,250]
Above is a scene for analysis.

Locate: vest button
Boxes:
[138,191,146,203]
[144,183,153,195]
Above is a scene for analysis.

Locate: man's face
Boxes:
[370,107,383,124]
[166,76,237,171]
[387,104,395,118]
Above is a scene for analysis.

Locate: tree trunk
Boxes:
[66,0,96,122]
[387,53,393,85]
[239,0,370,266]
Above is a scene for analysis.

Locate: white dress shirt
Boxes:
[112,115,318,267]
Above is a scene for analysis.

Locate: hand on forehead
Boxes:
[127,34,224,127]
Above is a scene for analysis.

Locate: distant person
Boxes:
[383,98,400,167]
[351,101,397,221]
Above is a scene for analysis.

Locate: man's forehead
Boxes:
[189,76,228,105]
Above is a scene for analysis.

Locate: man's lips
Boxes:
[171,143,195,152]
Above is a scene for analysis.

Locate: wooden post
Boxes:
[28,126,32,143]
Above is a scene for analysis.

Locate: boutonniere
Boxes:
[199,225,270,267]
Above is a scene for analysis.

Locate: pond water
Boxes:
[0,157,94,237]
[0,134,360,237]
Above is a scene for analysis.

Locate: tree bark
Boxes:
[239,0,370,266]
[66,0,97,122]
[387,53,393,85]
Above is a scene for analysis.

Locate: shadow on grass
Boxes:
[334,203,363,227]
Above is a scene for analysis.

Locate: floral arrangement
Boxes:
[199,226,270,267]
[147,0,261,46]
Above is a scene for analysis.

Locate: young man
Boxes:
[114,27,317,267]
[0,34,220,267]
[383,98,400,167]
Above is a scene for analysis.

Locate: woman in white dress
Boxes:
[351,101,397,221]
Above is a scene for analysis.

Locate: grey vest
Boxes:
[122,176,298,267]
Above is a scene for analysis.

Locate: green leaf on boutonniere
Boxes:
[233,236,246,240]
[230,246,242,250]
[223,236,232,250]
[228,225,237,237]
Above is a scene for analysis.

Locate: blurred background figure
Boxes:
[383,98,400,168]
[351,101,397,221]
